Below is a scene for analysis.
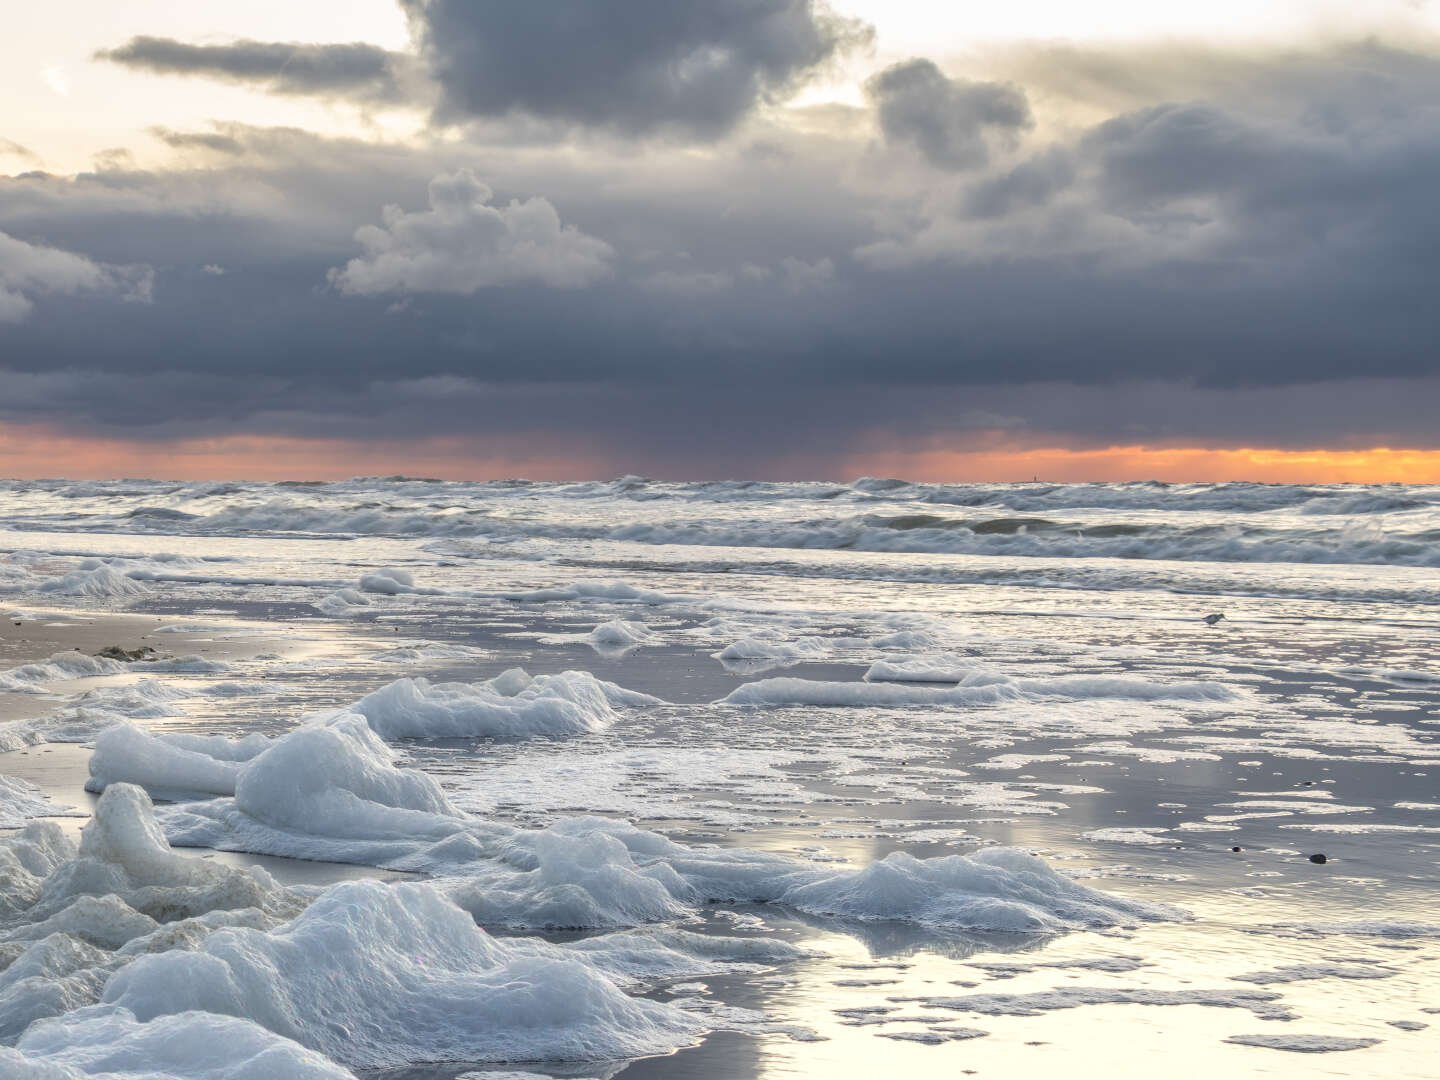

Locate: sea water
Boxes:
[0,477,1435,1078]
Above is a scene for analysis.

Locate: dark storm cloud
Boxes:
[97,3,870,138]
[96,36,411,103]
[401,0,872,136]
[865,58,1031,170]
[4,366,1439,479]
[6,39,1440,465]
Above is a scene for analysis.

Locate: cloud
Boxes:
[5,36,1440,467]
[0,229,152,323]
[962,147,1076,219]
[329,169,614,294]
[778,255,834,292]
[150,127,246,156]
[98,3,870,139]
[401,0,872,136]
[0,139,40,165]
[866,58,1032,170]
[640,268,734,296]
[97,36,413,104]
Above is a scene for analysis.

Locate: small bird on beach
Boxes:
[1203,613,1225,626]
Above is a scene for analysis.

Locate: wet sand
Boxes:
[0,607,413,886]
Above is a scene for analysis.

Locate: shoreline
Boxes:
[0,606,413,886]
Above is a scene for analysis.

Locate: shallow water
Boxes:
[0,478,1436,1078]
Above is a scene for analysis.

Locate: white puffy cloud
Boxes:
[329,169,614,295]
[0,229,152,323]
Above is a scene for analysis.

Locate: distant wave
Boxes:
[1,478,1437,569]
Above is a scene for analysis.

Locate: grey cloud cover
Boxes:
[866,58,1032,170]
[98,2,872,138]
[5,24,1440,465]
[97,36,413,103]
[402,0,872,135]
[0,229,152,324]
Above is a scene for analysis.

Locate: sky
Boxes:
[3,0,1440,482]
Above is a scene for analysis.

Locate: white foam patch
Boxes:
[901,986,1293,1020]
[0,785,301,1038]
[136,656,230,674]
[5,1009,353,1079]
[1335,665,1440,684]
[506,581,687,605]
[0,652,127,692]
[358,568,418,594]
[715,637,828,662]
[316,589,370,616]
[1223,1034,1382,1053]
[0,680,195,754]
[98,880,707,1069]
[1278,823,1440,835]
[370,641,492,663]
[865,657,999,683]
[87,722,273,799]
[0,774,64,829]
[721,674,1237,707]
[1082,828,1173,846]
[1232,962,1394,985]
[349,668,660,739]
[36,566,151,600]
[587,620,656,649]
[151,712,1182,932]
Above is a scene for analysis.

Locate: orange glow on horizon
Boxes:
[845,445,1440,485]
[3,423,1440,484]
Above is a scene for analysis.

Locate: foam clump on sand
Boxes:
[350,668,660,739]
[864,656,1006,684]
[587,620,656,650]
[358,568,417,594]
[235,712,460,837]
[0,774,62,829]
[315,589,370,617]
[87,723,272,799]
[506,581,685,605]
[0,785,299,1039]
[444,824,1181,933]
[714,637,827,662]
[145,710,1180,933]
[777,848,1180,932]
[97,880,706,1069]
[0,653,128,692]
[722,672,1237,706]
[36,565,151,600]
[2,780,798,1072]
[3,1009,353,1079]
[29,784,291,927]
[0,681,193,755]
